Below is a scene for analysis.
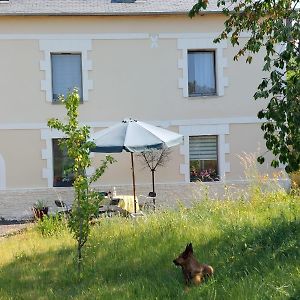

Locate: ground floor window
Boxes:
[189,135,219,182]
[52,139,74,187]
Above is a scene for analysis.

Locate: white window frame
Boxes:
[187,50,217,97]
[51,52,83,102]
[179,124,230,183]
[177,38,228,98]
[189,135,219,182]
[39,39,93,102]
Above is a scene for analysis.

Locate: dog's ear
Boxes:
[185,243,190,252]
[188,242,193,254]
[184,243,193,256]
[181,244,189,258]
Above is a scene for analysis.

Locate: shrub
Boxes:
[290,171,300,188]
[36,214,68,237]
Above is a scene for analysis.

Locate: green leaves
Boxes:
[188,0,209,17]
[190,0,300,172]
[246,56,253,64]
[48,89,115,273]
[257,156,265,164]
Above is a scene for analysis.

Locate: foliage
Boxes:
[36,214,68,237]
[33,199,48,209]
[0,190,299,299]
[47,89,115,273]
[190,0,300,172]
[290,170,300,189]
[190,166,219,182]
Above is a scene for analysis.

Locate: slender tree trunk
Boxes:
[151,169,156,210]
[77,188,83,274]
[77,240,82,273]
[151,169,155,194]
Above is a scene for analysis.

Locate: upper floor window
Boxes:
[52,139,74,187]
[189,135,219,182]
[188,51,216,97]
[51,53,83,102]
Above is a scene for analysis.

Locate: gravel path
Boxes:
[0,223,33,238]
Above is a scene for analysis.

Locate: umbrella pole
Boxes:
[131,152,137,213]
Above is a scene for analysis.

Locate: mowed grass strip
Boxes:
[0,191,299,300]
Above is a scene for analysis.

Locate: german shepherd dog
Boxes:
[173,243,214,286]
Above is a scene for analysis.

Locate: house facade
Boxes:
[0,0,285,218]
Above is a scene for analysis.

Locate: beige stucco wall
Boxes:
[0,14,278,192]
[0,40,44,123]
[91,148,183,185]
[227,123,283,181]
[0,15,227,34]
[0,129,45,188]
[0,14,267,124]
[0,124,283,189]
[0,127,184,189]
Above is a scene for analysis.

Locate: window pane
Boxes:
[189,135,217,160]
[189,135,219,182]
[52,139,74,187]
[188,51,216,96]
[51,53,83,101]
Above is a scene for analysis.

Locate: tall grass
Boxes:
[0,187,299,300]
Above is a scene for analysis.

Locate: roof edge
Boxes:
[0,11,222,17]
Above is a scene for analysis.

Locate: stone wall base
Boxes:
[0,180,290,220]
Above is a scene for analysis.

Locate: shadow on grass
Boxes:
[0,233,184,299]
[0,215,299,299]
[0,247,81,299]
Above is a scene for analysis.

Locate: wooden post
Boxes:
[131,152,137,213]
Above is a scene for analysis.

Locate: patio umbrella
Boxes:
[91,118,184,213]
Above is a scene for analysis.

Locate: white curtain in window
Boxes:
[51,54,82,100]
[188,52,216,95]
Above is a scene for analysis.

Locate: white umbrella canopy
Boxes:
[92,119,183,153]
[91,118,184,213]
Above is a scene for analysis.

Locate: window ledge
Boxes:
[51,100,84,104]
[189,180,225,185]
[188,94,221,100]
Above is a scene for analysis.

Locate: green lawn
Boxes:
[0,189,299,300]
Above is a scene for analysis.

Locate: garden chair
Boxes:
[54,200,72,215]
[139,192,156,211]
